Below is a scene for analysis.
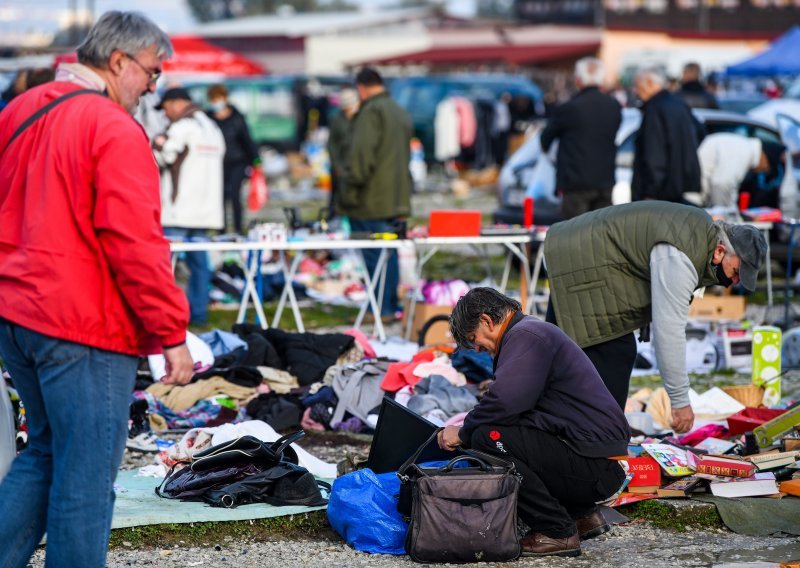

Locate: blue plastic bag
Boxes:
[327,468,407,555]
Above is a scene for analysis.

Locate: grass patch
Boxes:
[618,500,722,531]
[192,302,361,334]
[109,511,336,549]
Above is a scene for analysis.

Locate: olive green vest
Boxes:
[544,202,720,348]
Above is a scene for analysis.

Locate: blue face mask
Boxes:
[209,101,226,113]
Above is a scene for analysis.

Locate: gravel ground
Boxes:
[26,523,800,567]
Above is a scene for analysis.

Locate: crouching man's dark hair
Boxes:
[449,287,521,350]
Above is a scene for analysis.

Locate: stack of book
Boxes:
[611,442,799,504]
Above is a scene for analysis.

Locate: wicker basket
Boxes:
[722,385,765,408]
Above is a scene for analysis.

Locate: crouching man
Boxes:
[438,288,630,558]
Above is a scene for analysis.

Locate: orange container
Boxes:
[428,210,482,237]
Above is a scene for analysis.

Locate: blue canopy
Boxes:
[726,26,800,77]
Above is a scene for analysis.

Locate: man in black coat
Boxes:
[677,62,719,110]
[631,66,704,203]
[207,83,261,235]
[541,58,621,219]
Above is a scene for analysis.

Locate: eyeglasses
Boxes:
[124,53,161,84]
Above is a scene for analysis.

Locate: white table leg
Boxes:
[405,245,438,340]
[273,251,305,332]
[237,251,269,328]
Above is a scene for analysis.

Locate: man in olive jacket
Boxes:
[544,201,767,434]
[340,67,413,318]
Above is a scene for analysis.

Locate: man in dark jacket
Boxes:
[631,66,704,202]
[340,67,413,318]
[439,288,629,558]
[677,62,719,110]
[540,57,621,219]
[207,83,260,234]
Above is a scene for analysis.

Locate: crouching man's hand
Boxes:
[671,405,695,434]
[438,426,462,451]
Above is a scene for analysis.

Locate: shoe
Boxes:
[576,510,611,540]
[126,431,159,452]
[520,532,581,558]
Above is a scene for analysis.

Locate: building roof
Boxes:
[360,25,602,66]
[192,7,433,39]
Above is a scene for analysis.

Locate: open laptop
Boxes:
[366,397,460,474]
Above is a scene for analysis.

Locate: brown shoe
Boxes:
[576,510,611,540]
[520,532,581,557]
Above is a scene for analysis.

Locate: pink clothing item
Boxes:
[452,97,477,148]
[412,362,466,387]
[344,328,377,359]
[393,385,414,407]
[678,423,729,446]
[444,411,469,428]
[301,407,326,432]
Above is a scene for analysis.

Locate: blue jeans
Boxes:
[349,218,401,316]
[164,227,211,325]
[0,321,137,568]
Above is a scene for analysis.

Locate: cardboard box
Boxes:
[402,300,453,345]
[688,295,746,321]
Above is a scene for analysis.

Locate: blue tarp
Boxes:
[111,469,330,529]
[726,26,800,77]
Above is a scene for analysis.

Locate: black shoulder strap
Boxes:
[5,89,104,149]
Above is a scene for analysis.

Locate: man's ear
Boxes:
[108,50,126,76]
[712,243,726,264]
[481,314,495,330]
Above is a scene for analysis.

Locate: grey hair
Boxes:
[635,65,667,88]
[575,57,604,87]
[449,287,521,350]
[714,221,738,255]
[77,11,173,68]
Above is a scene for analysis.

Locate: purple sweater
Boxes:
[459,314,630,458]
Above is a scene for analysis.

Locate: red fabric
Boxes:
[380,351,435,393]
[0,82,189,355]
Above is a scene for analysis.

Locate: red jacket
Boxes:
[0,81,188,355]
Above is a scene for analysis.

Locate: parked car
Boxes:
[389,74,544,160]
[493,108,790,227]
[182,75,352,151]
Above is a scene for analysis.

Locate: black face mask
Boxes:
[712,262,734,287]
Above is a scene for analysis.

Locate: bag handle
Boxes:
[269,430,305,459]
[438,455,491,473]
[397,428,516,478]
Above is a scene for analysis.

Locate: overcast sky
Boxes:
[0,0,477,37]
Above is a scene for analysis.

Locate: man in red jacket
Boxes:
[0,11,192,567]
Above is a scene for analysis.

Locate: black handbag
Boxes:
[202,462,330,508]
[156,431,305,503]
[190,431,301,471]
[397,429,521,563]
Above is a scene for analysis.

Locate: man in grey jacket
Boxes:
[544,202,767,433]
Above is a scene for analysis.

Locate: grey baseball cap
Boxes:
[726,224,768,292]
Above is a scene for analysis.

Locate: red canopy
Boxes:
[164,35,265,76]
[52,35,266,76]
